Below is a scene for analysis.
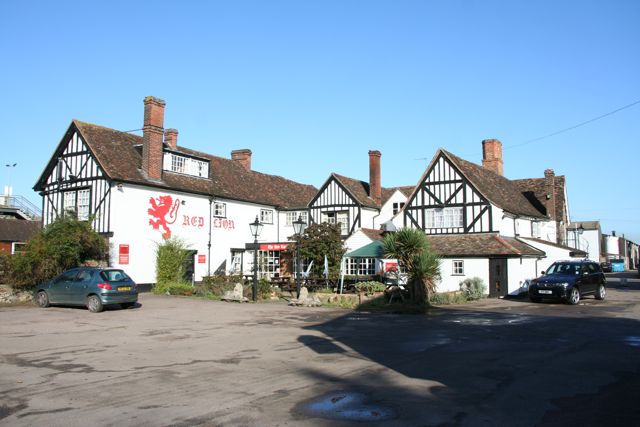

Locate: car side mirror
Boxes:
[540,271,545,275]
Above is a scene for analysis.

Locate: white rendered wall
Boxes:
[436,258,488,293]
[374,190,408,229]
[507,257,539,295]
[109,183,282,284]
[344,229,375,253]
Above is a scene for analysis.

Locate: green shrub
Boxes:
[459,277,486,301]
[155,238,190,287]
[8,216,107,287]
[200,275,242,296]
[153,281,194,296]
[354,281,386,295]
[430,291,467,305]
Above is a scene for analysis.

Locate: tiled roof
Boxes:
[0,218,41,242]
[360,228,384,241]
[518,237,588,257]
[332,174,413,209]
[512,176,567,222]
[427,233,545,257]
[46,121,317,209]
[443,150,547,219]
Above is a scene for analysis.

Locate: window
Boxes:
[286,211,308,226]
[213,202,226,217]
[426,207,463,229]
[453,260,464,275]
[345,258,376,276]
[260,209,273,224]
[257,250,280,278]
[63,189,90,220]
[230,250,243,274]
[163,152,209,178]
[392,202,405,215]
[532,222,541,238]
[322,211,349,235]
[12,242,27,255]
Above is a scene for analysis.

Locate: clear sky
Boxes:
[1,0,639,242]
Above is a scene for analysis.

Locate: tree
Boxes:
[382,228,440,305]
[287,223,346,280]
[9,215,108,286]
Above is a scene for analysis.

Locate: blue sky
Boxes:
[1,0,639,242]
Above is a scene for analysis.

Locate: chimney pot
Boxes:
[482,139,504,176]
[369,150,382,206]
[231,149,252,171]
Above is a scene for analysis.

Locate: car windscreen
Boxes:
[547,263,579,275]
[100,270,130,282]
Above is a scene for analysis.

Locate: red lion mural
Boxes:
[148,195,180,238]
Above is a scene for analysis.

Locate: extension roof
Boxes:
[35,120,317,209]
[0,218,41,242]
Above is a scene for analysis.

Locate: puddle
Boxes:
[624,336,640,347]
[297,391,397,421]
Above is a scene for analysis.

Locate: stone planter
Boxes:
[0,285,34,305]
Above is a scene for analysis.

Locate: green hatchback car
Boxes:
[35,267,138,313]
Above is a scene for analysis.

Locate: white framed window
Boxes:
[63,189,90,221]
[213,202,226,217]
[392,202,405,215]
[453,260,464,275]
[532,221,541,238]
[229,250,242,274]
[345,258,376,276]
[322,211,349,235]
[286,211,308,226]
[12,242,27,255]
[260,209,273,224]
[426,207,463,229]
[164,152,209,178]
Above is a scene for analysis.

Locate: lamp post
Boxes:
[292,215,307,298]
[249,216,263,302]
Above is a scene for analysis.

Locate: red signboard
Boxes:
[119,244,129,265]
[259,243,289,251]
[198,254,206,264]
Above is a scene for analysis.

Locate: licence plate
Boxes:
[118,286,132,291]
[538,290,552,295]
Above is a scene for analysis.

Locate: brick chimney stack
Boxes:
[369,150,382,206]
[544,168,557,220]
[164,128,178,150]
[143,96,166,180]
[231,149,252,171]
[482,139,504,176]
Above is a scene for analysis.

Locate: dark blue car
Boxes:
[529,260,606,305]
[35,267,138,313]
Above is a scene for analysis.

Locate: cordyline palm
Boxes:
[383,228,440,305]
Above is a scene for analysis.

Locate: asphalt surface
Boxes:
[1,271,639,426]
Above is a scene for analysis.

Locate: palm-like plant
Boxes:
[382,228,440,305]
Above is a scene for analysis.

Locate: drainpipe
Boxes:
[208,197,213,277]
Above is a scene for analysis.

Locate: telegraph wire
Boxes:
[505,98,640,150]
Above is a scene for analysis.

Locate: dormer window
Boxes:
[163,152,209,178]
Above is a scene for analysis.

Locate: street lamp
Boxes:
[249,216,263,302]
[571,224,584,250]
[292,214,307,298]
[5,163,16,196]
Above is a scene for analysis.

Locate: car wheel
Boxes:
[529,295,541,303]
[36,291,50,308]
[121,302,136,309]
[86,295,104,313]
[595,284,606,300]
[567,287,580,305]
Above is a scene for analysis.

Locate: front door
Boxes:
[489,258,508,298]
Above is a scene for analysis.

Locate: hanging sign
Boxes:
[119,244,130,265]
[259,243,289,251]
[198,254,206,264]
